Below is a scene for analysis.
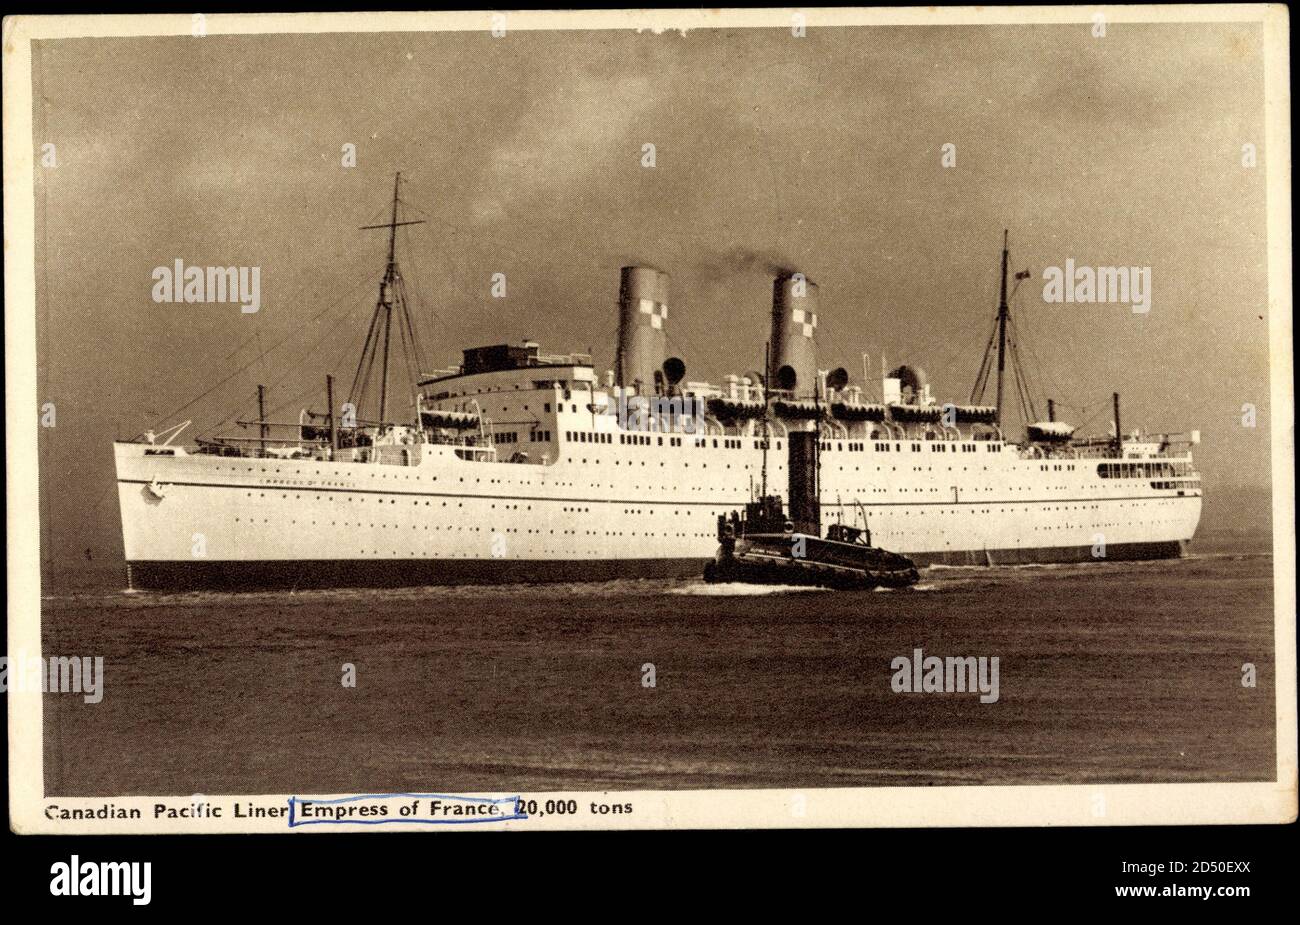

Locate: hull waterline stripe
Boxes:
[120,541,1189,591]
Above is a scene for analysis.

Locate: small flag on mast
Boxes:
[1014,269,1031,280]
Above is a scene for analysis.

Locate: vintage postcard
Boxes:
[4,6,1295,847]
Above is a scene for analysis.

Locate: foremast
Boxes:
[351,172,429,428]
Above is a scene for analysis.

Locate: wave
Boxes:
[670,582,829,596]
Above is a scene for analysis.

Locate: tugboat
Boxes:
[705,495,919,590]
[703,359,918,590]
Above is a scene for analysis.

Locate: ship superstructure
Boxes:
[113,180,1202,589]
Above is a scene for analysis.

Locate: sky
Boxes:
[31,22,1273,570]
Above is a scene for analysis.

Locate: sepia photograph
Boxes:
[4,5,1294,866]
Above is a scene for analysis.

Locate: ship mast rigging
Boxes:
[350,172,429,426]
[969,230,1039,429]
[759,342,771,500]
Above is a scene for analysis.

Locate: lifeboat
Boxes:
[1027,421,1076,443]
[888,403,942,424]
[771,399,821,420]
[706,397,767,421]
[953,405,998,425]
[831,402,887,422]
[419,409,481,430]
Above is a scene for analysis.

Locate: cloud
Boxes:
[469,73,658,222]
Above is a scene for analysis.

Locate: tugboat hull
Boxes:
[705,532,919,590]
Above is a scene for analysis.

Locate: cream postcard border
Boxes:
[4,6,1294,833]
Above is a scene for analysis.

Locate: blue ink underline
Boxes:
[288,792,526,827]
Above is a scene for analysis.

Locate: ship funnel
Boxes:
[616,266,670,395]
[768,272,818,397]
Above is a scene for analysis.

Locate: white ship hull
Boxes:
[114,436,1201,590]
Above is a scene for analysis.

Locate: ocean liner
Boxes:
[113,177,1202,590]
